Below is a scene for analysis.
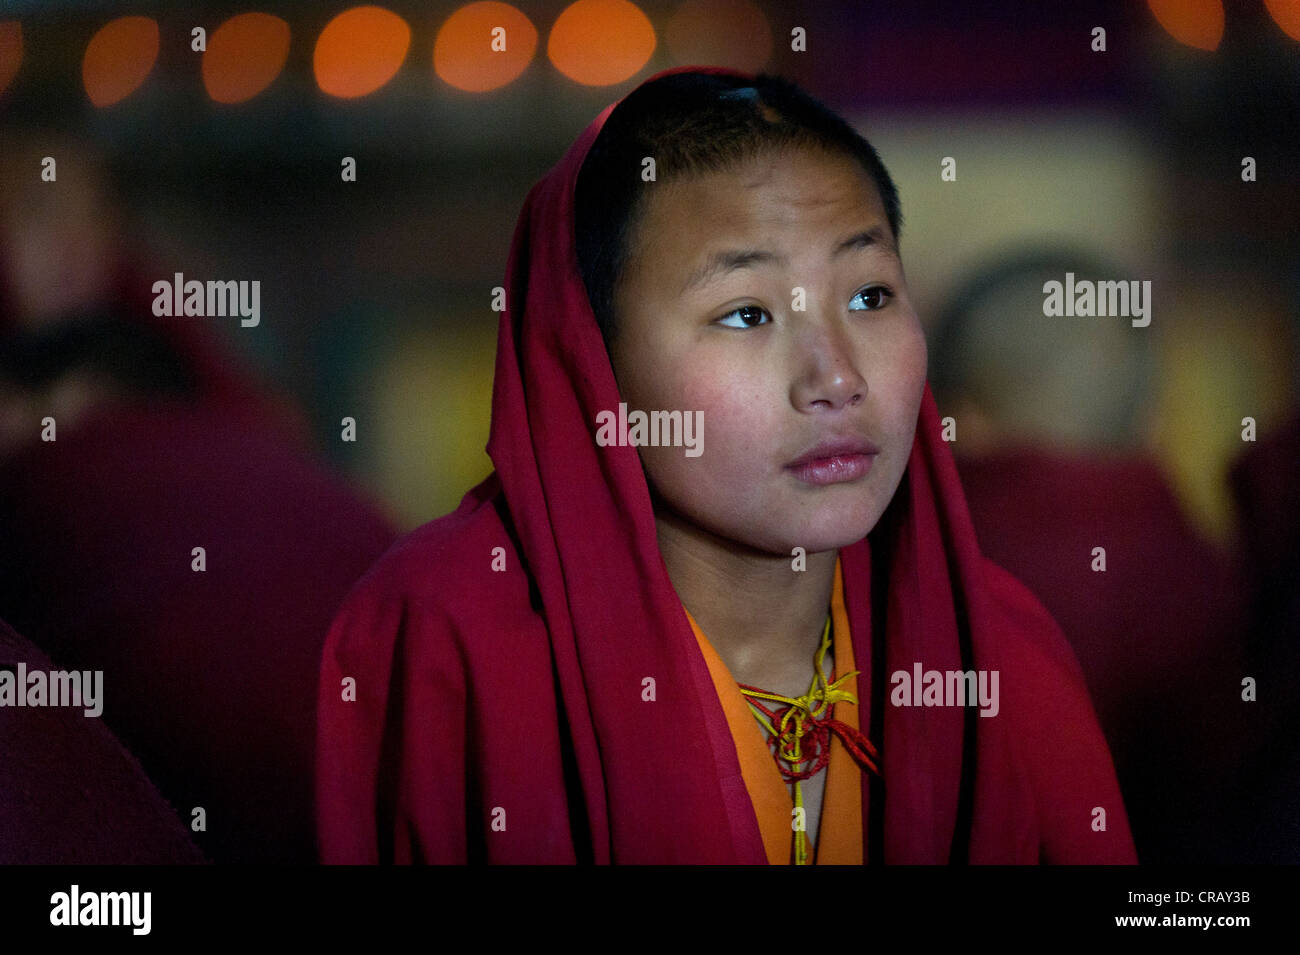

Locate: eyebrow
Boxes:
[680,226,899,296]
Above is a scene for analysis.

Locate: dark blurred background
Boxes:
[0,0,1296,863]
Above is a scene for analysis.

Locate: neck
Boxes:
[654,503,836,688]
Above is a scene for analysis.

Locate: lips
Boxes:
[785,436,881,470]
[785,435,880,487]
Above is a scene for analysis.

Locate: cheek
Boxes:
[907,322,929,419]
[876,319,928,472]
[632,358,774,517]
[874,315,927,413]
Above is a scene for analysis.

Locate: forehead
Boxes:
[623,147,890,278]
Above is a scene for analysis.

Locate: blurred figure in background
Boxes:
[929,247,1254,862]
[0,129,399,862]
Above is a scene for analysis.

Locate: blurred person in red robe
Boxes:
[0,130,399,862]
[929,248,1256,861]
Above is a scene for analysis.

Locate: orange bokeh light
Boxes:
[83,16,159,107]
[666,0,771,73]
[0,21,21,98]
[1147,0,1224,51]
[314,6,411,99]
[203,12,291,104]
[548,0,655,87]
[1264,0,1300,42]
[435,2,537,92]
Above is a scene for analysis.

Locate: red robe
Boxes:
[954,446,1248,862]
[316,64,1136,865]
[0,402,398,863]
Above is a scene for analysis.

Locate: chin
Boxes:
[801,526,877,553]
[767,504,883,554]
[831,500,886,542]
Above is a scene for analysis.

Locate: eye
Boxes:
[850,285,893,311]
[714,304,771,329]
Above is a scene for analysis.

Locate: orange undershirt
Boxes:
[685,554,864,865]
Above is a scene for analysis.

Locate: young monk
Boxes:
[316,65,1138,864]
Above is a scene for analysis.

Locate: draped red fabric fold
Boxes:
[316,65,1136,864]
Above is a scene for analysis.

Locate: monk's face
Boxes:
[608,146,927,556]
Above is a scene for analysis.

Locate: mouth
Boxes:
[785,436,880,486]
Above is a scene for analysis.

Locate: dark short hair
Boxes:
[575,70,904,346]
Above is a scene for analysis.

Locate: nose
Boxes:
[788,309,867,412]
